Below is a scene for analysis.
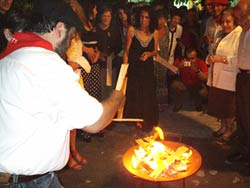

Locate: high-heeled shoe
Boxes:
[71,150,87,165]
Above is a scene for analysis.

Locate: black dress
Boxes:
[124,30,159,132]
[81,28,101,101]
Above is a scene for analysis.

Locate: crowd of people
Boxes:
[0,0,250,187]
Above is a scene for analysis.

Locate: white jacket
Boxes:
[207,26,242,91]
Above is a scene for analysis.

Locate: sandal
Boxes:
[67,155,82,170]
[71,150,87,165]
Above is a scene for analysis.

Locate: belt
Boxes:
[240,69,250,74]
[9,172,49,183]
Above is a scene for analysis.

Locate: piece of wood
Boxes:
[115,63,129,91]
[154,54,179,74]
[113,118,143,122]
[106,54,113,86]
[114,63,144,124]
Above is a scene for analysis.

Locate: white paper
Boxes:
[154,54,179,74]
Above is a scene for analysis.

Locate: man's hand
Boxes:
[83,90,125,133]
[190,62,199,72]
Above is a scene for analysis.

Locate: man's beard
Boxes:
[55,32,70,58]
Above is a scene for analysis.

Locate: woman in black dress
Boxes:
[77,0,101,101]
[70,0,101,142]
[123,5,159,132]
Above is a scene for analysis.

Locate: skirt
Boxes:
[207,86,236,119]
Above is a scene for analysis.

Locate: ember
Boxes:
[131,127,192,179]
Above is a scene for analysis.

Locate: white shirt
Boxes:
[0,47,103,175]
[238,30,250,70]
[207,26,242,91]
[168,24,183,65]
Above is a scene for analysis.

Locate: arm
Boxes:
[82,45,99,63]
[196,70,208,82]
[68,61,80,71]
[207,55,228,65]
[191,60,208,82]
[82,90,125,133]
[123,26,134,64]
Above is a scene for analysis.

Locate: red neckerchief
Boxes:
[0,32,53,60]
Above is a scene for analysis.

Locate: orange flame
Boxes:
[132,127,192,178]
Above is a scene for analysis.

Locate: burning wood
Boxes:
[131,127,192,179]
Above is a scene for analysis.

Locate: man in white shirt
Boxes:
[168,12,183,65]
[225,0,250,177]
[0,1,124,187]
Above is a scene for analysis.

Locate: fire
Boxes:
[132,127,192,178]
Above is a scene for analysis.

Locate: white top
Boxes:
[207,26,242,91]
[0,47,103,175]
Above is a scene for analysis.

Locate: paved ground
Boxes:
[57,103,250,188]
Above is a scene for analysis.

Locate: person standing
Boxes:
[167,11,182,65]
[0,0,13,15]
[123,5,159,132]
[166,11,183,104]
[116,4,131,71]
[96,6,122,100]
[200,0,215,59]
[225,0,250,176]
[0,1,124,187]
[66,32,90,170]
[69,0,102,142]
[206,8,242,144]
[0,0,14,52]
[204,0,228,56]
[155,10,170,110]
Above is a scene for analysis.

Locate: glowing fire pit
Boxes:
[123,127,202,183]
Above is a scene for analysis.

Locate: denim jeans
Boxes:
[8,172,64,188]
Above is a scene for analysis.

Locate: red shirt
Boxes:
[173,57,208,86]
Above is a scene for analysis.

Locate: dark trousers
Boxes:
[236,72,250,157]
[171,79,208,107]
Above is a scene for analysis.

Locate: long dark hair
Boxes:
[117,4,131,25]
[134,5,156,33]
[79,0,98,25]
